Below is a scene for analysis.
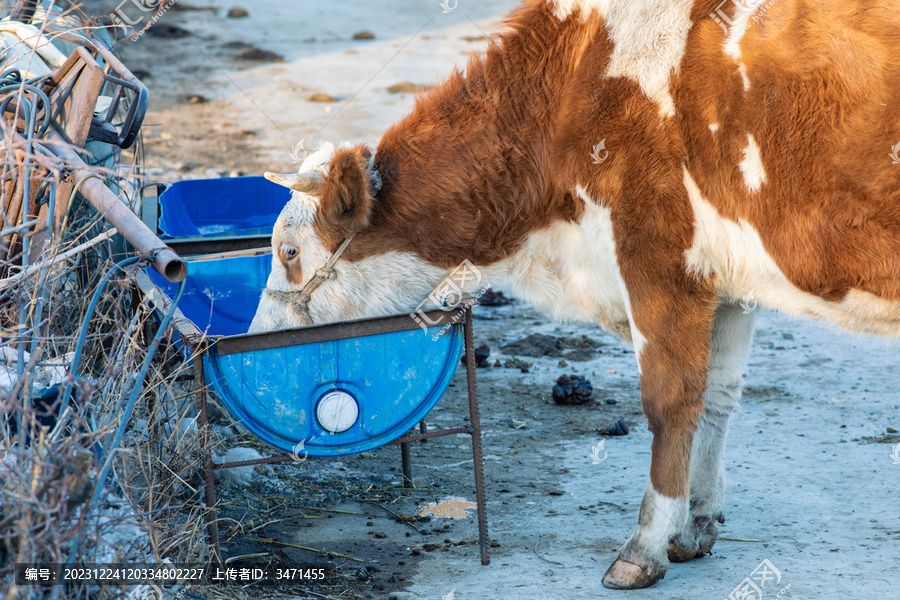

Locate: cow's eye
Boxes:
[279,245,298,262]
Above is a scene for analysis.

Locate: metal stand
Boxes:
[400,440,414,488]
[193,343,221,565]
[389,307,490,564]
[465,307,491,566]
[196,304,491,565]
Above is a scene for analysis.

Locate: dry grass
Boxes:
[0,3,220,598]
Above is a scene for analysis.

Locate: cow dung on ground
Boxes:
[501,358,531,372]
[501,333,601,361]
[473,343,491,368]
[552,374,594,405]
[605,419,630,436]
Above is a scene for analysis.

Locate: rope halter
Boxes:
[264,235,355,326]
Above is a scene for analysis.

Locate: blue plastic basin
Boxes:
[158,176,290,238]
[149,255,463,456]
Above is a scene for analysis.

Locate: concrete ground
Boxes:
[393,306,900,600]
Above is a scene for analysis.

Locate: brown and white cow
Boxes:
[250,0,900,589]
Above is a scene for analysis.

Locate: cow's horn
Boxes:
[264,172,324,194]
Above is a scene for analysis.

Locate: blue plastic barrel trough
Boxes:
[158,176,290,238]
[149,241,463,458]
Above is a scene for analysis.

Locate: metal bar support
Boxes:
[400,441,413,488]
[388,427,470,445]
[194,345,222,565]
[465,306,491,565]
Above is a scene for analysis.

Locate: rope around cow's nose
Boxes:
[264,235,355,326]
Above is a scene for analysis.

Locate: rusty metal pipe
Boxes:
[44,128,186,281]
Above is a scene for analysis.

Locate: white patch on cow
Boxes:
[837,289,900,336]
[723,6,757,91]
[250,146,331,332]
[614,275,647,374]
[252,248,449,332]
[683,168,900,337]
[548,0,610,21]
[709,122,720,134]
[622,483,688,560]
[604,0,693,117]
[309,252,448,324]
[739,133,767,193]
[252,226,448,331]
[249,287,301,332]
[479,186,631,340]
[738,63,751,91]
[631,321,648,369]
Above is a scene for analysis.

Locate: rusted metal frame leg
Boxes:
[464,306,490,565]
[400,441,413,488]
[194,344,221,565]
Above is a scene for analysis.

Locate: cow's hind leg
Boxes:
[668,302,755,562]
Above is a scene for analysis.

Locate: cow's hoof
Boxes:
[667,514,722,562]
[698,517,722,555]
[601,557,666,590]
[667,534,701,563]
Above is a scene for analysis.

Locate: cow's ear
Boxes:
[321,145,376,235]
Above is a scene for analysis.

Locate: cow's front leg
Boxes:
[668,302,756,562]
[601,274,717,589]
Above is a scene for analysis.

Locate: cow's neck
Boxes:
[358,0,599,269]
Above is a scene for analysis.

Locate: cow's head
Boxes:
[248,143,453,333]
